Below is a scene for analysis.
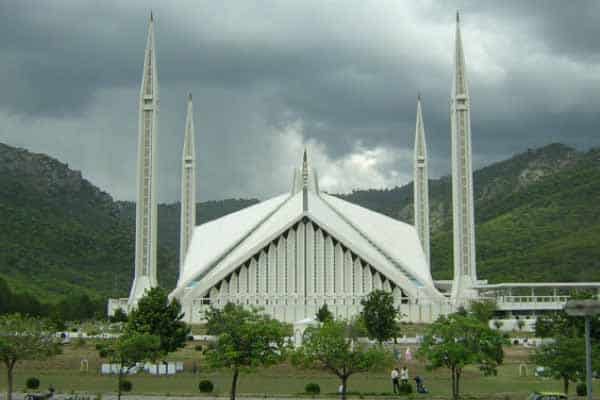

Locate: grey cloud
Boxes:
[0,0,599,202]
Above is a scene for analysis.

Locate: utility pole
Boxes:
[565,299,600,400]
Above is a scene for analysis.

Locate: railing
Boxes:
[498,295,570,304]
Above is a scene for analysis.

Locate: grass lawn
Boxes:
[0,341,596,399]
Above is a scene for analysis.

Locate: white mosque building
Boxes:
[108,13,600,325]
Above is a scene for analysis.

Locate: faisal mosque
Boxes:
[108,13,600,325]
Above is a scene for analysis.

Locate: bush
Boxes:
[109,308,128,323]
[95,343,104,351]
[305,383,320,396]
[119,380,132,393]
[198,380,214,393]
[98,349,109,358]
[194,344,203,352]
[26,377,40,390]
[576,382,587,396]
[399,383,413,395]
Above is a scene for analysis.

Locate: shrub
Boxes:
[95,343,104,351]
[26,377,40,390]
[305,383,320,396]
[576,382,587,396]
[98,349,109,358]
[399,383,413,395]
[198,380,214,393]
[187,335,195,341]
[194,344,203,352]
[119,380,132,393]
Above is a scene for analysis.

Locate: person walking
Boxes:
[391,367,401,394]
[400,366,409,385]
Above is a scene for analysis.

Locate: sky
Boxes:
[1,1,599,203]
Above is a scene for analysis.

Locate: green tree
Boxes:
[315,304,333,323]
[293,319,389,400]
[530,335,600,394]
[535,304,600,340]
[360,290,399,344]
[418,313,505,400]
[102,333,161,400]
[126,287,190,360]
[0,314,61,400]
[469,299,497,323]
[110,308,128,323]
[204,303,288,400]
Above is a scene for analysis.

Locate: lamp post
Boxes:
[564,300,600,400]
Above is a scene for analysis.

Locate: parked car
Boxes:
[527,392,567,400]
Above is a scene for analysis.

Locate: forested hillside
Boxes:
[0,142,256,303]
[338,144,600,282]
[1,141,599,308]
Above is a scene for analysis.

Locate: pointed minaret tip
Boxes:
[150,10,154,22]
[417,92,421,101]
[188,92,192,101]
[303,148,307,163]
[456,10,460,23]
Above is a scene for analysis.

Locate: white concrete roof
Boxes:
[172,184,441,300]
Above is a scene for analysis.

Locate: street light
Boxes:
[564,300,600,400]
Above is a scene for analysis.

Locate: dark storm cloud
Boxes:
[0,1,599,201]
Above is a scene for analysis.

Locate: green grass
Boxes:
[1,342,597,399]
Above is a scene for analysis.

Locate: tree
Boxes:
[204,303,288,400]
[102,333,161,400]
[530,335,600,394]
[126,287,190,359]
[516,318,525,332]
[360,290,399,344]
[110,308,128,323]
[315,304,333,323]
[469,299,497,323]
[418,313,505,400]
[293,319,389,400]
[0,314,61,400]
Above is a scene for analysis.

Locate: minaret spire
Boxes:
[413,95,430,266]
[179,93,196,283]
[450,13,477,301]
[302,148,309,211]
[129,14,159,306]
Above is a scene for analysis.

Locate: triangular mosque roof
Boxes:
[173,162,439,300]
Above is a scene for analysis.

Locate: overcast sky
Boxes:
[1,1,599,202]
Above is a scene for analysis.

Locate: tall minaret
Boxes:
[450,11,477,300]
[129,12,159,306]
[179,93,196,282]
[413,95,430,266]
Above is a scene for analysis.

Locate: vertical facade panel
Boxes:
[315,229,324,295]
[344,251,353,295]
[239,265,248,295]
[286,228,296,295]
[248,258,258,296]
[354,258,363,296]
[305,222,315,296]
[258,251,268,295]
[324,236,335,295]
[373,271,382,290]
[363,266,373,293]
[334,243,344,294]
[296,222,305,297]
[268,243,277,294]
[277,237,286,294]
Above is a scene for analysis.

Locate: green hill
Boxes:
[1,141,599,307]
[0,142,256,303]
